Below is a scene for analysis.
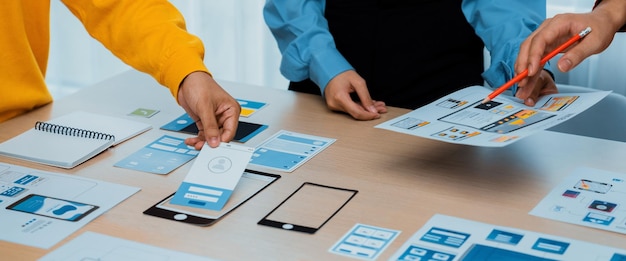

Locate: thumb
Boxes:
[558,43,595,72]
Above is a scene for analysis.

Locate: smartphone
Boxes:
[258,182,358,234]
[6,194,99,222]
[144,169,280,226]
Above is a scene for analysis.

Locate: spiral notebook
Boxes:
[0,111,152,169]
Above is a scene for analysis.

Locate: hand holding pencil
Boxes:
[482,27,592,104]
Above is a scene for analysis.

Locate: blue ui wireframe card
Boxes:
[170,142,254,211]
[248,130,336,172]
[113,135,199,175]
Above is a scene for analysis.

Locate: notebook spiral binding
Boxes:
[34,121,116,141]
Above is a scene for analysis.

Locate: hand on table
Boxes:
[323,70,386,120]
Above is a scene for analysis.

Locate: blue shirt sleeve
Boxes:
[462,0,549,95]
[263,0,352,94]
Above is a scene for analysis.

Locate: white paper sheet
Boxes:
[39,231,219,261]
[0,163,140,249]
[376,86,610,147]
[530,166,626,235]
[248,130,336,172]
[170,142,254,211]
[389,214,626,261]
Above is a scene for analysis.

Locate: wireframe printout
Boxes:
[375,86,610,147]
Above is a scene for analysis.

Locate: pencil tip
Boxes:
[481,98,490,104]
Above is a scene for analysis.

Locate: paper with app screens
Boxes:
[114,135,199,175]
[329,224,400,260]
[530,166,626,235]
[170,143,254,211]
[0,163,139,249]
[389,214,626,261]
[375,86,610,147]
[236,98,268,117]
[248,130,336,172]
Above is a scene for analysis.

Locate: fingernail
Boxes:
[526,98,535,106]
[368,105,377,113]
[558,59,572,72]
[209,137,219,147]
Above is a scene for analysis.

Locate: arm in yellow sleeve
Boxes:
[61,0,208,100]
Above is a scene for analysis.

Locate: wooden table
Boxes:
[2,70,625,260]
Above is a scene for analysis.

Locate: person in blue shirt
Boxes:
[264,0,557,120]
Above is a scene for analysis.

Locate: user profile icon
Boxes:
[208,156,232,173]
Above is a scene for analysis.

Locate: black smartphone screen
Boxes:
[258,182,358,234]
[144,169,280,226]
[6,194,99,222]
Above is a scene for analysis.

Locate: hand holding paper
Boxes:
[170,142,254,211]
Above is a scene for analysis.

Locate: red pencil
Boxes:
[482,26,592,104]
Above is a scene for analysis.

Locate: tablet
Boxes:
[144,169,280,226]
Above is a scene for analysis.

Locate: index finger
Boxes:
[198,112,221,148]
[217,106,239,143]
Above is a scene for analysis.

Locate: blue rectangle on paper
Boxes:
[277,134,328,146]
[420,227,470,248]
[14,175,38,185]
[583,212,615,226]
[114,135,198,175]
[248,130,335,172]
[249,149,305,170]
[397,245,456,261]
[237,99,266,109]
[170,182,233,211]
[1,186,26,197]
[486,229,523,245]
[462,244,557,261]
[532,238,569,254]
[160,113,193,132]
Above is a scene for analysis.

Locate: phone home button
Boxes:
[174,214,188,220]
[282,224,294,230]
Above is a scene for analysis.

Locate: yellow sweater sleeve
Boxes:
[61,0,209,100]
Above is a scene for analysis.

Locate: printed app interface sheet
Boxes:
[0,163,139,249]
[390,214,626,261]
[376,86,610,147]
[531,166,626,235]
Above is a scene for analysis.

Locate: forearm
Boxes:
[462,0,547,91]
[263,0,351,92]
[62,0,208,100]
[594,0,626,32]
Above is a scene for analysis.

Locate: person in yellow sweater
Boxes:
[1,1,239,149]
